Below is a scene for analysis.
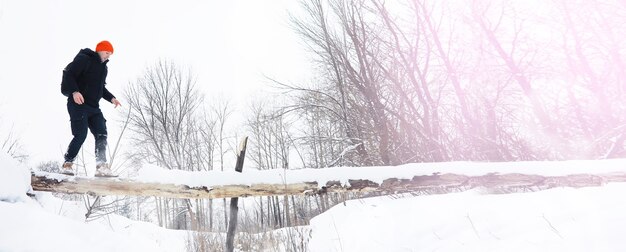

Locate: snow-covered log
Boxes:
[31,172,318,199]
[30,171,626,199]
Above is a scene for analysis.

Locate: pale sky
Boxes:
[0,0,310,165]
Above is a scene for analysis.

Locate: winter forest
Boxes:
[2,0,626,251]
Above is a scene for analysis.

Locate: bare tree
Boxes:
[244,98,297,230]
[551,0,626,158]
[125,60,206,170]
[285,0,626,165]
[247,99,293,170]
[124,60,210,230]
[288,0,464,164]
[289,0,394,166]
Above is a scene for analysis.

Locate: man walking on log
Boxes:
[60,40,121,177]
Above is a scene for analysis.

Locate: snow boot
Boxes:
[61,162,75,176]
[95,163,117,178]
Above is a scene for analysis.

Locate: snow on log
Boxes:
[30,171,626,199]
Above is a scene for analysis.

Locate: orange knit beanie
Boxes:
[95,40,114,53]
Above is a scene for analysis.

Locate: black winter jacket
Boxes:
[61,48,115,108]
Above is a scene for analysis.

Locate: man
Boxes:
[60,40,122,177]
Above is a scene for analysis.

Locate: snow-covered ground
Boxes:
[309,185,626,252]
[3,151,626,251]
[0,199,186,252]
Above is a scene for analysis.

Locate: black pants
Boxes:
[64,102,107,164]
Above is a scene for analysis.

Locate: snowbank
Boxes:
[0,152,31,202]
[308,184,626,252]
[0,193,187,252]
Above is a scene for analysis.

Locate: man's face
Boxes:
[98,51,113,62]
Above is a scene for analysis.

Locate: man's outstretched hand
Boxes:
[112,98,122,108]
[73,92,121,108]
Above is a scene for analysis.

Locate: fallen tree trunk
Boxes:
[30,171,626,199]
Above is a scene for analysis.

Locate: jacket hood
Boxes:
[79,48,98,58]
[77,48,108,64]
